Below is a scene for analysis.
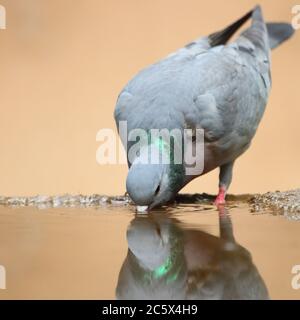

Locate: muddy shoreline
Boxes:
[0,190,299,218]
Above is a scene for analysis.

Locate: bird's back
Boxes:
[114,6,292,167]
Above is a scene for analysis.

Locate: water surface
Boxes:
[0,201,299,299]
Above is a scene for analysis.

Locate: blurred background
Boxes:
[0,0,299,196]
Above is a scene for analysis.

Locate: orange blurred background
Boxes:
[0,0,299,196]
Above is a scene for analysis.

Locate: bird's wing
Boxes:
[114,6,271,149]
[184,6,271,145]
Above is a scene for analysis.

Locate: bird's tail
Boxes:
[208,8,253,47]
[208,5,294,50]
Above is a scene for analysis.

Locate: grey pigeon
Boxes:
[114,6,294,210]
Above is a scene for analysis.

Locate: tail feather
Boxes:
[266,23,295,49]
[208,9,253,47]
[208,6,294,51]
[240,6,269,53]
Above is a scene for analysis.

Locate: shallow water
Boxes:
[0,201,299,300]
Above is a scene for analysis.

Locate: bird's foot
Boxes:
[214,187,226,206]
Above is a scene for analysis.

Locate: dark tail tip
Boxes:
[208,5,265,47]
[208,8,254,47]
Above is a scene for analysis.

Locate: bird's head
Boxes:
[126,162,172,210]
[126,140,185,210]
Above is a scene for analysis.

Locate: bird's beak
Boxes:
[136,205,149,214]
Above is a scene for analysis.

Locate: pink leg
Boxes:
[214,186,226,206]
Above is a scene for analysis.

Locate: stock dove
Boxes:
[114,6,294,210]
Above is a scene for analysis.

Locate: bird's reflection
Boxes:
[116,207,269,300]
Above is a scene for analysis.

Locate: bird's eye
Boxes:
[155,185,160,195]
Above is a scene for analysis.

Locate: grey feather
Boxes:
[266,23,295,49]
